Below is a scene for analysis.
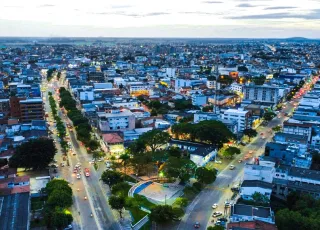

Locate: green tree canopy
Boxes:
[109,195,125,218]
[101,170,124,187]
[150,205,182,223]
[46,179,72,197]
[139,129,170,153]
[162,157,197,183]
[51,208,73,229]
[222,146,241,158]
[111,182,131,197]
[47,190,73,209]
[243,128,258,141]
[263,112,276,121]
[9,138,57,170]
[195,167,217,184]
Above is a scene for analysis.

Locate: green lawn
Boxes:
[133,194,156,210]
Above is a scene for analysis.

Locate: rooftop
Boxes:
[241,180,273,189]
[232,204,272,219]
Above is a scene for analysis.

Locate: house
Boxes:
[240,180,273,200]
[102,133,124,155]
[168,139,217,166]
[244,164,275,183]
[230,204,275,224]
[227,220,277,230]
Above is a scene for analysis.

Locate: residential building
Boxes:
[230,83,243,94]
[230,204,275,224]
[222,108,251,132]
[243,85,279,104]
[240,180,273,200]
[191,94,207,106]
[283,120,312,143]
[19,98,44,123]
[97,109,135,132]
[244,164,275,183]
[102,133,124,155]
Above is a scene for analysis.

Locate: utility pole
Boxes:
[214,64,219,114]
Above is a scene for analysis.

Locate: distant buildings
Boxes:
[97,109,135,132]
[243,85,280,104]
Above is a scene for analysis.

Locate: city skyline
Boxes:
[1,0,320,38]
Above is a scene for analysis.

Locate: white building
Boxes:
[222,108,251,132]
[174,78,207,92]
[240,180,273,200]
[79,91,94,101]
[97,109,135,132]
[190,149,217,167]
[166,68,176,78]
[243,85,280,104]
[230,204,275,224]
[230,83,244,94]
[244,164,275,183]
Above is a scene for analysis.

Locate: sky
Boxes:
[1,0,320,38]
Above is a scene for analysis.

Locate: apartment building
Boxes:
[19,98,44,123]
[243,85,279,104]
[222,108,251,132]
[97,109,135,132]
[283,120,312,143]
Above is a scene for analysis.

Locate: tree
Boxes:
[51,208,73,229]
[111,182,131,197]
[263,112,276,121]
[140,129,170,153]
[101,170,124,187]
[207,226,224,230]
[252,192,269,204]
[47,190,73,209]
[109,195,125,219]
[87,139,100,151]
[46,179,72,197]
[167,147,182,158]
[9,138,57,170]
[272,125,282,132]
[173,197,188,208]
[243,129,258,142]
[150,205,176,223]
[195,167,217,184]
[126,140,152,175]
[119,154,130,174]
[222,147,241,158]
[92,150,105,161]
[162,157,197,183]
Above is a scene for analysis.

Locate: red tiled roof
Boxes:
[102,133,123,144]
[227,220,277,230]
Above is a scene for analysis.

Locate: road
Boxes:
[177,98,301,230]
[43,73,120,230]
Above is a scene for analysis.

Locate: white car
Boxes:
[215,160,222,164]
[76,174,81,179]
[229,165,235,170]
[89,160,95,164]
[105,162,111,168]
[60,163,65,167]
[212,203,218,209]
[212,211,223,217]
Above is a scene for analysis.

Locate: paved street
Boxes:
[176,99,300,230]
[43,74,120,230]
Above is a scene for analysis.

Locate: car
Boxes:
[215,220,225,226]
[60,163,65,167]
[214,160,222,164]
[194,222,200,228]
[73,168,78,173]
[105,161,111,168]
[97,158,103,162]
[240,142,246,146]
[260,132,264,135]
[85,168,90,177]
[218,217,228,222]
[212,211,223,217]
[231,186,240,192]
[212,203,218,209]
[262,136,266,139]
[64,224,73,230]
[225,202,231,207]
[89,160,95,164]
[238,159,242,163]
[76,174,81,179]
[229,165,235,170]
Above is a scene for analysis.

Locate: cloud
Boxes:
[264,6,297,10]
[38,4,55,8]
[228,10,320,20]
[202,1,223,3]
[111,5,133,9]
[91,11,169,18]
[237,4,257,7]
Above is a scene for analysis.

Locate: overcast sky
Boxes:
[1,0,320,38]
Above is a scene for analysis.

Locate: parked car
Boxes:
[212,203,218,209]
[76,174,81,179]
[218,217,228,222]
[212,211,223,217]
[215,160,222,164]
[229,165,235,170]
